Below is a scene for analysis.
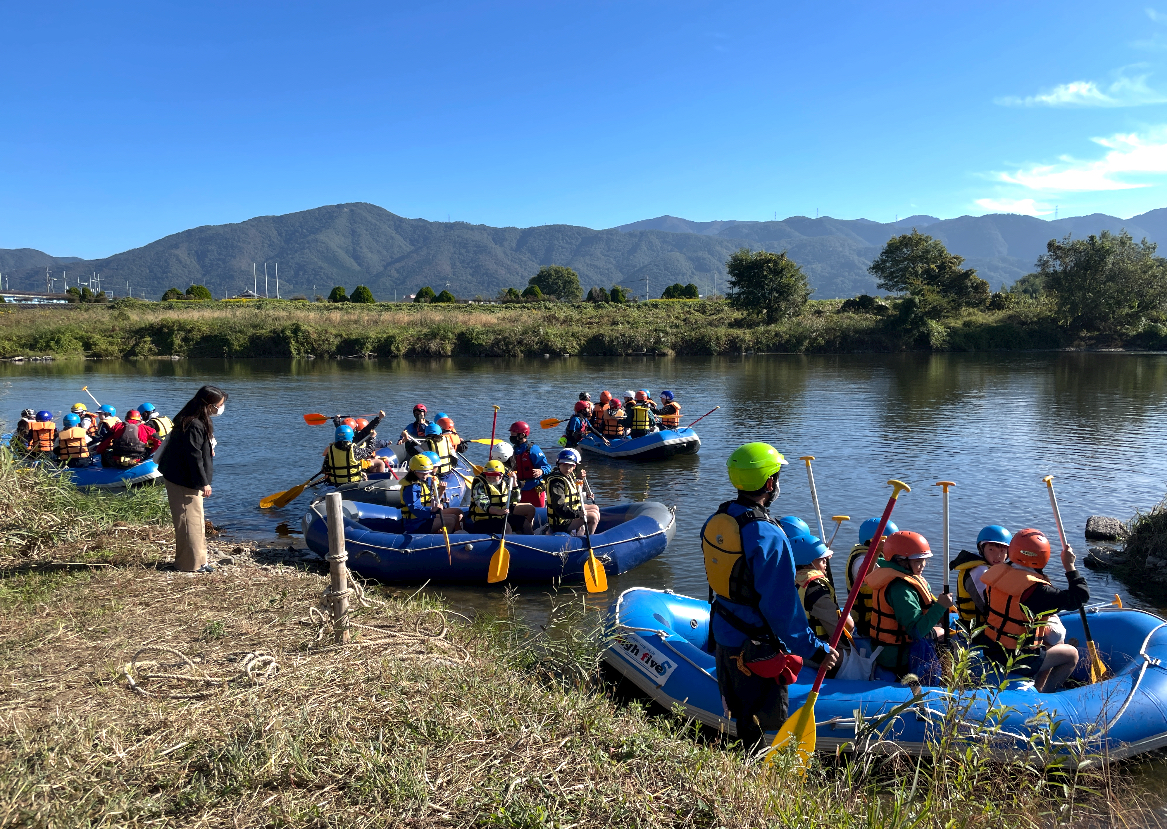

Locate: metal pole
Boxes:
[325,492,351,644]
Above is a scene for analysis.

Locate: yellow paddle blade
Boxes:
[266,482,309,509]
[1115,593,1123,609]
[583,550,608,593]
[1087,642,1109,683]
[539,417,562,429]
[259,489,291,509]
[487,540,510,583]
[469,438,505,445]
[768,690,818,774]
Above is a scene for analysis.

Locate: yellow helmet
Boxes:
[408,454,434,473]
[71,403,87,413]
[484,459,506,476]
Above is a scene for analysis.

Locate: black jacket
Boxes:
[158,418,214,490]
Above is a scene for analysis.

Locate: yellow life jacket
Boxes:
[702,501,771,607]
[658,401,681,429]
[865,567,935,646]
[322,442,362,484]
[400,477,436,520]
[101,415,121,431]
[56,426,90,460]
[545,470,583,530]
[148,414,173,438]
[845,543,883,637]
[629,403,652,431]
[428,434,455,475]
[950,550,988,626]
[796,568,836,639]
[981,563,1051,652]
[28,421,57,453]
[469,476,513,522]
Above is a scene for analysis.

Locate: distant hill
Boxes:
[2,203,1165,302]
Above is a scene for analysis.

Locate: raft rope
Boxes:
[121,646,279,699]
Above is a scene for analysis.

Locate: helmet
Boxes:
[21,409,34,420]
[408,454,434,473]
[422,451,441,466]
[579,392,591,401]
[574,401,589,414]
[484,459,506,476]
[884,531,932,561]
[342,418,358,429]
[859,518,899,546]
[126,410,143,422]
[424,422,443,436]
[608,398,621,409]
[778,516,811,539]
[599,390,612,405]
[434,411,448,420]
[63,413,81,428]
[634,390,647,402]
[36,410,53,422]
[977,525,1013,551]
[335,425,355,442]
[509,421,530,438]
[660,390,675,402]
[624,390,635,400]
[413,403,427,413]
[726,442,788,491]
[138,402,156,414]
[436,416,454,431]
[71,403,87,414]
[100,404,116,417]
[354,418,369,430]
[1009,528,1051,569]
[791,535,832,567]
[557,448,581,465]
[493,442,514,462]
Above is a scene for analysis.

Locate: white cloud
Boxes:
[996,70,1167,107]
[989,126,1167,192]
[973,198,1053,216]
[1148,7,1167,23]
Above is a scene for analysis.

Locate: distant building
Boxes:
[1,291,70,305]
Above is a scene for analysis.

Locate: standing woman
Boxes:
[158,385,228,572]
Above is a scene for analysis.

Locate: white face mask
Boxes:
[213,404,225,417]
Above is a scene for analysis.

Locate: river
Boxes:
[2,353,1165,620]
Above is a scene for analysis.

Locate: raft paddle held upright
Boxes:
[935,481,955,641]
[81,385,101,408]
[799,456,827,542]
[488,405,499,461]
[684,406,720,429]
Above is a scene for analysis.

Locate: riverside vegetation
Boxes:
[0,453,1156,827]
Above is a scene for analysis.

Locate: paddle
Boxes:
[580,475,607,593]
[826,515,849,548]
[260,472,326,509]
[684,406,720,429]
[935,481,955,643]
[1043,475,1108,683]
[470,438,504,446]
[303,412,376,426]
[488,405,499,460]
[799,456,827,543]
[81,385,101,408]
[770,479,911,771]
[540,416,569,429]
[487,478,513,583]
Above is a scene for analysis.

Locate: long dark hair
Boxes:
[174,385,228,438]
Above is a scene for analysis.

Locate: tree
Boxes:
[609,285,629,303]
[161,287,184,301]
[521,285,543,300]
[661,282,700,299]
[587,286,610,303]
[328,286,350,303]
[868,230,990,316]
[1009,273,1045,299]
[186,284,213,301]
[725,248,811,324]
[528,265,581,301]
[350,285,375,304]
[1037,230,1167,330]
[434,289,456,303]
[414,286,437,303]
[498,287,521,301]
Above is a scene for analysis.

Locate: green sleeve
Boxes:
[887,580,945,640]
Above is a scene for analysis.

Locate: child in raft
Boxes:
[793,534,855,642]
[399,453,464,534]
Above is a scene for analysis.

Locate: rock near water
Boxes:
[1085,515,1128,541]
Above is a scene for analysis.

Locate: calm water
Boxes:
[2,353,1166,618]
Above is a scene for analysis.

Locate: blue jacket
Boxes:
[565,415,586,437]
[514,442,552,492]
[400,479,437,531]
[705,499,830,661]
[402,421,427,440]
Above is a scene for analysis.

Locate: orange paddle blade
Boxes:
[487,540,510,583]
[583,550,608,593]
[303,413,331,425]
[768,689,818,774]
[539,417,562,429]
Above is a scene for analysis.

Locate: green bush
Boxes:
[434,290,456,304]
[414,286,436,304]
[521,285,543,300]
[186,285,214,301]
[350,285,375,304]
[328,286,349,303]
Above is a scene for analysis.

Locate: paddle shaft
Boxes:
[489,406,499,461]
[684,406,720,429]
[1044,477,1101,666]
[936,481,954,641]
[800,457,827,542]
[82,386,101,408]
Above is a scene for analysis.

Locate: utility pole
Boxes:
[275,263,279,299]
[253,263,257,295]
[264,263,269,298]
[645,272,649,301]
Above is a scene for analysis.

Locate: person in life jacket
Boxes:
[950,525,1012,629]
[89,404,122,446]
[492,440,515,474]
[70,403,98,437]
[544,448,600,535]
[9,409,35,453]
[137,402,174,439]
[92,410,160,469]
[624,390,658,438]
[398,403,430,455]
[435,414,467,455]
[321,425,364,485]
[55,413,93,467]
[27,410,58,454]
[399,453,464,533]
[973,528,1088,692]
[599,397,626,438]
[846,517,899,637]
[793,534,854,649]
[509,421,552,508]
[591,391,612,429]
[347,418,391,475]
[564,401,591,448]
[657,390,681,429]
[701,442,838,752]
[467,459,536,534]
[864,531,954,678]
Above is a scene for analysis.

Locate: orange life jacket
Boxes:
[28,421,57,453]
[600,409,625,437]
[56,426,90,460]
[865,566,935,646]
[658,401,681,429]
[981,563,1051,651]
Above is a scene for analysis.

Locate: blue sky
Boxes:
[3,1,1166,258]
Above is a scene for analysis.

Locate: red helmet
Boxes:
[509,421,530,437]
[437,416,454,431]
[1009,528,1051,570]
[354,418,369,429]
[413,403,427,413]
[342,417,358,428]
[883,531,932,560]
[574,401,590,413]
[126,410,143,422]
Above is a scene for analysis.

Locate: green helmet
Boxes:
[726,442,788,491]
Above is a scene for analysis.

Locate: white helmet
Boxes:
[493,442,514,462]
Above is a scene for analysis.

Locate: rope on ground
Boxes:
[120,646,279,699]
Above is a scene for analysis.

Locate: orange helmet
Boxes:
[354,418,369,430]
[1009,528,1051,569]
[342,417,358,428]
[437,416,454,431]
[599,390,612,405]
[883,531,932,560]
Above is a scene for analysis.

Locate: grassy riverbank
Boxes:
[0,457,1155,826]
[1,297,1160,360]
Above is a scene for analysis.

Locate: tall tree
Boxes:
[725,248,810,324]
[185,284,213,301]
[350,285,375,303]
[328,286,349,303]
[868,230,989,315]
[413,286,436,303]
[529,265,581,301]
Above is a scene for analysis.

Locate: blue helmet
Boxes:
[660,390,675,401]
[557,448,581,465]
[36,410,53,422]
[779,515,811,540]
[100,404,116,417]
[63,413,81,428]
[859,517,899,546]
[434,411,449,420]
[422,451,441,466]
[335,425,355,442]
[791,534,832,567]
[424,422,443,436]
[138,402,156,414]
[976,525,1012,550]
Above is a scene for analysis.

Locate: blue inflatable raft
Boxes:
[576,428,700,461]
[302,500,675,584]
[21,455,162,491]
[606,587,1167,761]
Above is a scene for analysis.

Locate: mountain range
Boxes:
[2,203,1165,301]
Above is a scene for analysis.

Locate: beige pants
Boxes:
[165,480,206,571]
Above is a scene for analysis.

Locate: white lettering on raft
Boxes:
[617,634,678,686]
